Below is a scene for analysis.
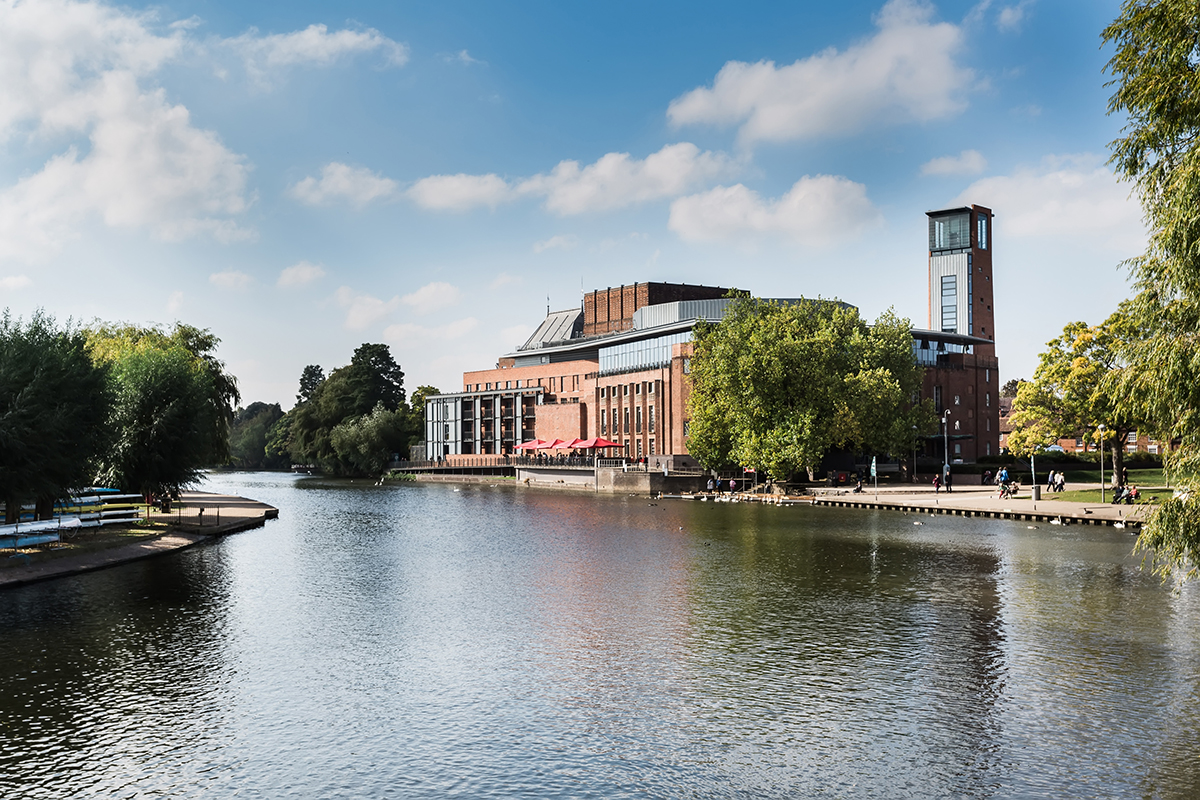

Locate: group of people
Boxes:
[1111,484,1140,504]
[932,465,954,493]
[1044,470,1067,493]
[706,477,738,494]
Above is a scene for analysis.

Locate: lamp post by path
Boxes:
[1098,424,1106,504]
[941,410,952,481]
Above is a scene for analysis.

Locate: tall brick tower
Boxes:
[927,205,995,358]
[921,204,999,461]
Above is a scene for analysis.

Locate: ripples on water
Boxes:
[3,473,1200,798]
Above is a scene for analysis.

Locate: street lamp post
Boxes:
[1098,424,1106,504]
[942,410,952,481]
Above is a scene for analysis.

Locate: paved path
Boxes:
[810,484,1149,527]
[0,491,277,590]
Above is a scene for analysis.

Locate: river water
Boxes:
[2,472,1199,798]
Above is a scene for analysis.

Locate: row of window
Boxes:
[465,375,581,393]
[600,405,656,436]
[929,213,988,252]
[599,380,656,398]
[933,386,991,413]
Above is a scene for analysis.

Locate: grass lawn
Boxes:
[1058,468,1169,486]
[1,520,172,571]
[1047,487,1172,505]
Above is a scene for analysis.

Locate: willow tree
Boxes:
[0,311,110,522]
[88,323,239,498]
[1104,0,1200,576]
[686,297,932,482]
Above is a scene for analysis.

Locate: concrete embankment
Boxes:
[664,485,1150,529]
[0,491,278,590]
[406,467,708,494]
[810,486,1146,528]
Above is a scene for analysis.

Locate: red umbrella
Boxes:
[563,438,587,448]
[514,439,546,450]
[580,437,621,449]
[537,438,570,450]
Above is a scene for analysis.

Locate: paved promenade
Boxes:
[810,483,1149,527]
[0,491,278,590]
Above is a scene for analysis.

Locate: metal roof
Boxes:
[909,328,994,346]
[518,308,582,351]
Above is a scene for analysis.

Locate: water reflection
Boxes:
[1,475,1199,798]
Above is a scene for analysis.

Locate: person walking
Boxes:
[1046,470,1056,493]
[933,474,941,494]
[706,478,714,493]
[1055,471,1066,492]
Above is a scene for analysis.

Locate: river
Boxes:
[2,472,1199,798]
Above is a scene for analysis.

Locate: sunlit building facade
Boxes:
[425,205,1002,465]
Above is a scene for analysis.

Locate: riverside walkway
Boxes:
[0,491,278,590]
[810,484,1148,528]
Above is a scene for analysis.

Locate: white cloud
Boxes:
[490,272,521,289]
[921,149,987,176]
[667,0,971,145]
[407,173,512,211]
[210,270,251,290]
[277,260,325,287]
[445,49,483,66]
[401,281,461,313]
[0,275,33,291]
[409,143,734,215]
[953,154,1144,249]
[383,317,479,343]
[520,143,735,214]
[335,286,400,330]
[0,0,250,260]
[166,290,183,312]
[668,175,882,245]
[533,234,578,253]
[290,162,398,208]
[227,24,408,85]
[997,1,1034,32]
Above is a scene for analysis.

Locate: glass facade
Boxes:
[929,212,971,251]
[940,275,957,333]
[599,331,691,376]
[913,338,973,366]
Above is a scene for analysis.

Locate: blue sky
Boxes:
[0,0,1142,408]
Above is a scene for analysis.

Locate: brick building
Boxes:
[918,205,1000,462]
[425,205,1002,466]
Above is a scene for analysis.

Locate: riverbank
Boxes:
[812,485,1145,527]
[663,483,1153,528]
[0,491,278,590]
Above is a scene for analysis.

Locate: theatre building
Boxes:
[424,205,1001,466]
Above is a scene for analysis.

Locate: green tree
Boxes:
[284,343,417,474]
[330,403,412,475]
[408,384,440,451]
[0,311,111,522]
[1007,308,1144,479]
[1001,378,1024,398]
[297,365,324,404]
[686,298,932,482]
[88,324,240,498]
[1104,1,1200,575]
[88,323,240,466]
[228,402,287,469]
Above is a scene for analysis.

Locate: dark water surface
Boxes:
[3,473,1200,798]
